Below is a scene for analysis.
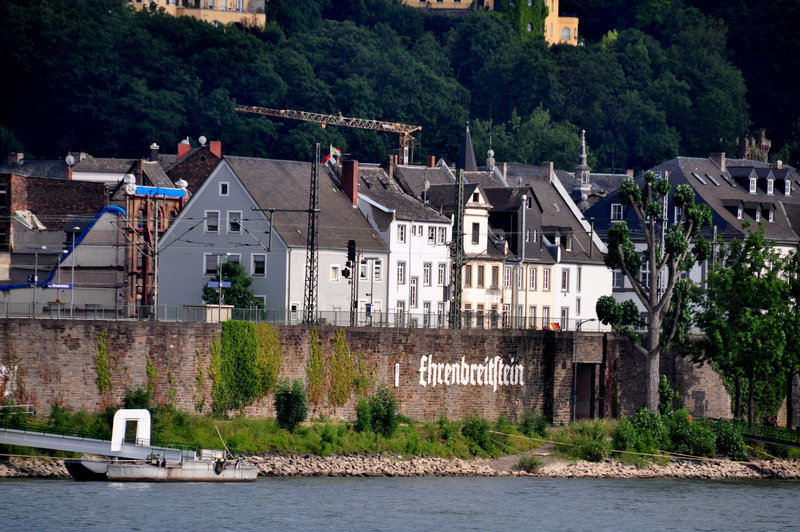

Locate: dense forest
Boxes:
[0,0,797,173]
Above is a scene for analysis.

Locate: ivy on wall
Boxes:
[93,330,113,396]
[328,328,355,411]
[145,354,158,396]
[193,348,206,413]
[254,323,282,399]
[306,327,326,410]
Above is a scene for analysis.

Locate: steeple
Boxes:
[573,129,592,211]
[457,121,478,172]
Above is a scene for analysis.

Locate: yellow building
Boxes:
[128,1,266,27]
[400,0,578,45]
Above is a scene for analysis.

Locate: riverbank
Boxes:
[2,453,799,480]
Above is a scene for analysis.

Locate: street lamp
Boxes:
[210,252,230,322]
[576,317,596,331]
[70,227,80,317]
[28,245,46,317]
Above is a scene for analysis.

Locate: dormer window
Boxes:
[472,192,480,202]
[749,177,757,194]
[674,206,682,223]
[611,203,623,220]
[769,209,775,223]
[737,207,743,219]
[565,236,573,251]
[755,210,761,222]
[786,180,792,196]
[767,179,774,195]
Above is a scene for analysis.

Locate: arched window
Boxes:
[561,27,571,41]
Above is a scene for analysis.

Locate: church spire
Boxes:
[457,121,478,172]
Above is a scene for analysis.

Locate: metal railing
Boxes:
[0,301,610,332]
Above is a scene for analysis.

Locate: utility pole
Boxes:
[303,143,320,324]
[449,169,465,329]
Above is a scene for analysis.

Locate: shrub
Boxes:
[629,408,667,450]
[665,410,715,457]
[273,379,308,432]
[354,397,372,433]
[368,384,399,437]
[714,421,746,461]
[123,386,151,409]
[461,414,495,455]
[658,375,675,415]
[519,408,548,438]
[514,455,542,473]
[555,420,612,462]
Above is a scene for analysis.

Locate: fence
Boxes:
[0,301,610,332]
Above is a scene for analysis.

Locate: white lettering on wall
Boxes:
[418,355,524,391]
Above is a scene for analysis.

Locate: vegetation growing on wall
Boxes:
[254,323,282,399]
[193,348,205,412]
[352,350,377,398]
[145,354,158,396]
[328,329,354,411]
[93,331,113,396]
[306,327,326,410]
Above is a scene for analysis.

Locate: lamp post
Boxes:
[28,245,46,317]
[576,317,596,331]
[70,227,80,317]
[211,252,230,322]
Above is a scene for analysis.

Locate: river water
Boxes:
[2,477,797,531]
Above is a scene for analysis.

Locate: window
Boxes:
[471,223,480,244]
[769,209,775,223]
[561,27,571,40]
[423,262,432,286]
[561,269,569,292]
[0,184,7,208]
[674,206,682,222]
[438,263,446,286]
[205,210,219,233]
[737,207,743,220]
[464,304,472,328]
[477,304,485,328]
[525,229,530,242]
[503,304,511,328]
[611,203,623,220]
[755,209,761,222]
[373,261,383,282]
[517,267,523,289]
[529,306,537,328]
[252,254,266,277]
[396,300,406,326]
[397,261,406,284]
[577,266,582,292]
[398,224,406,243]
[532,229,537,242]
[767,179,774,194]
[516,304,524,328]
[543,268,551,291]
[219,182,229,196]
[428,226,435,244]
[410,277,418,307]
[227,211,242,234]
[228,253,241,264]
[437,302,445,326]
[472,192,480,202]
[749,177,757,194]
[253,295,266,309]
[576,298,581,316]
[640,260,650,288]
[330,265,340,282]
[437,227,446,244]
[504,266,512,289]
[463,264,472,287]
[786,180,791,196]
[565,236,573,251]
[529,268,537,290]
[490,305,499,328]
[542,306,550,327]
[423,301,431,327]
[360,262,368,280]
[411,225,416,237]
[560,307,569,330]
[477,266,485,288]
[613,269,624,288]
[204,254,219,276]
[491,266,500,289]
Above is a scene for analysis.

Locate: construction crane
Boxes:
[235,104,422,164]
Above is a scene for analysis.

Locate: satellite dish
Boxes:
[175,179,188,189]
[198,135,207,147]
[423,177,430,191]
[65,155,75,166]
[123,173,135,184]
[125,183,137,195]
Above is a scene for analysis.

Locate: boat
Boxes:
[65,453,258,482]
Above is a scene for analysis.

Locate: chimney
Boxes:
[710,152,726,171]
[626,169,634,177]
[543,161,554,183]
[149,142,160,162]
[209,141,222,158]
[342,160,359,207]
[382,155,395,181]
[7,152,23,165]
[177,138,191,160]
[426,156,436,168]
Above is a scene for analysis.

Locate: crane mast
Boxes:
[235,104,421,164]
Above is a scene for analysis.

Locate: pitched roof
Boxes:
[456,123,478,172]
[357,165,450,224]
[225,157,387,252]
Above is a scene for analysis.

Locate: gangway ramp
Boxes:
[0,426,184,461]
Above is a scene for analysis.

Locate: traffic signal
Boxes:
[342,268,350,278]
[347,240,356,263]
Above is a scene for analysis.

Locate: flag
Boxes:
[323,144,341,164]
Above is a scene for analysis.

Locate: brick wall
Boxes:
[1,319,741,423]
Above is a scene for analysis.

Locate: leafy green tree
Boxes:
[273,378,309,431]
[202,260,264,309]
[695,227,788,425]
[596,171,712,411]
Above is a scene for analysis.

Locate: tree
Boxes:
[202,260,264,309]
[695,227,788,425]
[596,171,712,411]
